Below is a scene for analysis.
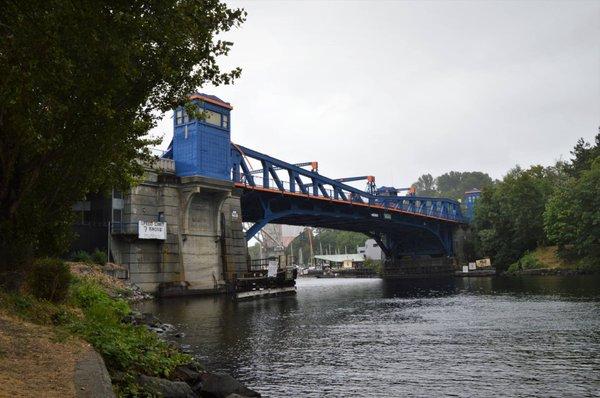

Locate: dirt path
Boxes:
[0,311,88,398]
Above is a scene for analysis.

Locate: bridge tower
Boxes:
[172,93,232,179]
[159,93,247,294]
[464,188,482,220]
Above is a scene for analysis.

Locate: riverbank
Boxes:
[504,246,600,276]
[0,261,261,397]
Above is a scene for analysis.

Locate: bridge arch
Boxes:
[243,200,453,257]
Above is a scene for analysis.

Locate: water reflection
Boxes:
[140,276,600,397]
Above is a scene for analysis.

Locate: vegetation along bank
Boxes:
[0,257,261,397]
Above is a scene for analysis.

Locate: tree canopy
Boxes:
[470,132,599,270]
[285,228,368,265]
[544,134,600,262]
[0,1,245,272]
[412,171,493,200]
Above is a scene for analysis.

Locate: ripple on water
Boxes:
[140,276,600,398]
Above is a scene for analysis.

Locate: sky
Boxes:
[150,0,600,189]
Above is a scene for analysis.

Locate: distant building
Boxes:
[314,253,365,269]
[357,239,382,260]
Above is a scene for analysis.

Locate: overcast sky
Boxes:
[150,0,599,189]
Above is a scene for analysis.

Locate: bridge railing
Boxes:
[231,144,466,223]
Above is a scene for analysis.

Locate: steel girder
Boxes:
[241,191,456,257]
[231,144,466,224]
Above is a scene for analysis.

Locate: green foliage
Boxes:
[506,252,543,273]
[544,157,600,260]
[363,259,382,275]
[507,262,521,273]
[26,258,71,303]
[285,228,368,265]
[413,173,436,196]
[472,165,563,269]
[0,290,76,326]
[413,171,493,200]
[436,171,494,201]
[519,252,543,270]
[72,250,93,263]
[69,278,190,379]
[91,249,108,266]
[567,132,600,177]
[576,256,600,274]
[0,1,246,272]
[1,275,192,395]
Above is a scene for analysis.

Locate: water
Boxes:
[140,276,600,397]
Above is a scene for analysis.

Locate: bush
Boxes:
[507,262,521,273]
[577,256,600,274]
[69,278,191,385]
[91,249,108,265]
[519,252,543,270]
[26,258,71,303]
[72,250,92,263]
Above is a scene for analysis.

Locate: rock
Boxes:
[197,372,260,398]
[140,312,161,327]
[175,332,186,338]
[171,364,200,384]
[75,349,116,398]
[138,374,197,398]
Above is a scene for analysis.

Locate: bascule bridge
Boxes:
[87,94,469,295]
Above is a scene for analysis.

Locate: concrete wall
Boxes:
[111,171,248,294]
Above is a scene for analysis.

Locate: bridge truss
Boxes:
[230,144,466,258]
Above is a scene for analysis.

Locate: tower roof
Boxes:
[189,93,233,110]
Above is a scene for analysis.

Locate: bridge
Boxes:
[161,93,470,279]
[231,144,465,262]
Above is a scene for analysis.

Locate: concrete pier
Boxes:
[109,161,248,294]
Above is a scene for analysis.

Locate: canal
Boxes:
[140,276,600,397]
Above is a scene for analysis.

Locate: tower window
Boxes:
[203,110,222,127]
[222,115,229,129]
[175,109,184,124]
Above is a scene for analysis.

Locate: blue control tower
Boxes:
[171,93,232,179]
[464,188,482,220]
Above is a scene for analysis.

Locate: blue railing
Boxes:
[230,144,466,223]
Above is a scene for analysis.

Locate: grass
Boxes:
[0,269,192,396]
[507,246,600,274]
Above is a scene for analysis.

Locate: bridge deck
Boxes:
[235,182,463,224]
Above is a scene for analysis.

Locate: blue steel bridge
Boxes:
[230,145,466,262]
[164,93,471,276]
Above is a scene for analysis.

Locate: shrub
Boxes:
[520,252,543,270]
[72,250,92,263]
[577,256,600,274]
[91,249,108,265]
[69,278,191,384]
[26,258,71,303]
[507,262,521,273]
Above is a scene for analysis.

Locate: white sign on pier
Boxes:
[138,221,167,240]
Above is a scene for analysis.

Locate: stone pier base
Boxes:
[382,256,454,278]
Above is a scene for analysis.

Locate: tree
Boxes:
[472,165,559,268]
[545,158,600,262]
[0,1,246,275]
[568,131,600,177]
[435,171,493,200]
[412,171,493,200]
[413,174,436,196]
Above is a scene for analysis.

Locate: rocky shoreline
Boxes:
[123,310,261,398]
